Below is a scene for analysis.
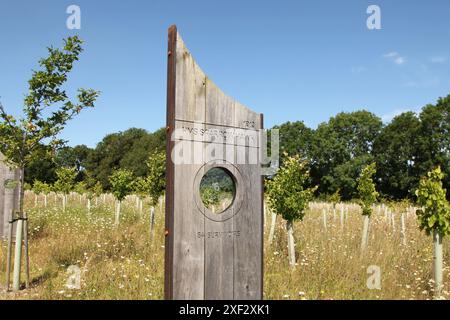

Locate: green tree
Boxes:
[24,144,57,184]
[417,96,450,200]
[54,167,77,211]
[310,111,382,199]
[357,163,379,251]
[109,169,135,226]
[32,180,45,207]
[92,181,103,199]
[134,176,149,215]
[146,151,166,207]
[200,187,220,208]
[86,128,165,189]
[146,151,166,237]
[74,181,87,203]
[374,112,421,199]
[272,121,313,163]
[415,167,450,298]
[266,154,317,268]
[55,145,92,181]
[0,36,98,291]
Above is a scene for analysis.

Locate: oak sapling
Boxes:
[92,181,103,207]
[0,36,99,291]
[415,167,450,299]
[266,154,317,268]
[146,151,166,238]
[329,188,341,222]
[34,181,51,207]
[109,169,135,226]
[134,177,150,216]
[32,180,46,207]
[74,181,87,203]
[54,167,77,212]
[357,163,378,252]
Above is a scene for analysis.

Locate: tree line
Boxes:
[274,95,449,201]
[25,94,449,201]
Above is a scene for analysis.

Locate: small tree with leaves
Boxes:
[33,180,51,207]
[357,163,379,252]
[200,187,220,209]
[0,36,99,291]
[416,166,450,298]
[134,177,149,215]
[109,169,135,226]
[74,181,87,203]
[266,154,317,268]
[328,188,341,223]
[32,180,45,207]
[146,151,166,237]
[92,181,103,207]
[54,167,77,212]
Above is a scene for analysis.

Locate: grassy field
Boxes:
[0,193,449,300]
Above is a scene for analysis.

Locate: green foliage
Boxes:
[33,180,51,195]
[92,181,103,198]
[357,163,379,216]
[310,110,382,200]
[54,167,77,195]
[415,167,450,236]
[266,154,317,222]
[200,187,220,207]
[109,169,135,202]
[416,97,450,200]
[328,189,341,207]
[374,112,421,199]
[146,151,166,206]
[85,128,165,189]
[272,121,313,163]
[0,36,99,168]
[134,177,150,200]
[74,181,87,195]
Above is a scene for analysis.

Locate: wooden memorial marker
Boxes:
[164,25,264,300]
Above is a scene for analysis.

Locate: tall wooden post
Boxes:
[165,26,263,300]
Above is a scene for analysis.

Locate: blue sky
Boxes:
[1,0,449,147]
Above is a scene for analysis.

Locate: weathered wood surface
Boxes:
[0,153,20,238]
[165,26,263,300]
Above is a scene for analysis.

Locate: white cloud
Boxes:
[394,57,405,65]
[430,56,447,64]
[383,52,406,65]
[383,52,398,58]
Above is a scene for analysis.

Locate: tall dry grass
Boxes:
[0,194,448,299]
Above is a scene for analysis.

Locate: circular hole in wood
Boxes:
[199,167,236,214]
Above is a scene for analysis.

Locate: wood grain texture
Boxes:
[0,154,20,238]
[166,27,263,300]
